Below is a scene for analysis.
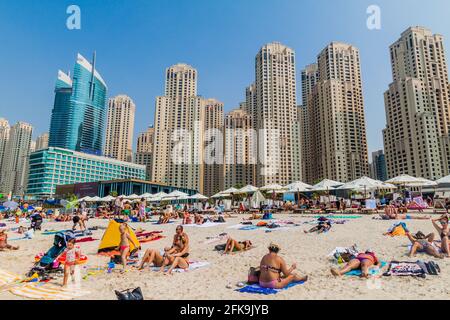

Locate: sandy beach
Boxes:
[0,212,448,300]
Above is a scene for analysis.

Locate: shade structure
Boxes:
[211,192,230,198]
[311,179,343,192]
[140,193,153,199]
[3,201,18,210]
[126,194,140,200]
[222,187,239,194]
[436,175,450,185]
[189,193,209,201]
[100,195,115,202]
[149,192,168,202]
[259,184,286,192]
[386,174,437,187]
[337,176,396,191]
[88,196,102,202]
[285,181,313,193]
[164,190,189,198]
[236,185,259,194]
[78,196,92,202]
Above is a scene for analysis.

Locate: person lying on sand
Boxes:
[406,231,444,259]
[0,230,19,251]
[330,249,381,278]
[246,212,262,220]
[160,225,190,275]
[380,205,430,220]
[431,214,449,257]
[258,243,308,289]
[223,238,252,254]
[194,213,205,225]
[137,249,165,270]
[304,220,331,234]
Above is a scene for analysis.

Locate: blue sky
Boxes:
[1,0,450,156]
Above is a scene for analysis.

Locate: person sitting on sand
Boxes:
[330,249,381,278]
[182,211,193,225]
[246,212,262,220]
[0,229,19,251]
[304,219,331,234]
[223,238,252,254]
[380,205,430,220]
[72,211,86,232]
[118,223,138,273]
[258,243,308,289]
[159,225,190,275]
[194,213,205,225]
[406,231,443,259]
[431,214,449,257]
[158,209,171,224]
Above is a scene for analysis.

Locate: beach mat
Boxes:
[9,283,90,300]
[0,269,21,287]
[313,215,362,219]
[237,281,305,295]
[345,261,387,276]
[150,261,210,273]
[183,222,224,228]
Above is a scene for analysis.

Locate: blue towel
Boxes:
[237,281,305,295]
[345,261,387,276]
[239,225,258,231]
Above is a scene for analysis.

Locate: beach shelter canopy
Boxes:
[285,181,313,193]
[88,196,102,202]
[236,185,259,194]
[386,175,437,187]
[222,187,239,194]
[149,192,168,202]
[126,194,140,200]
[98,220,140,253]
[189,193,209,200]
[436,175,450,185]
[250,190,266,208]
[311,179,343,191]
[337,176,395,191]
[78,196,92,202]
[100,195,115,202]
[164,190,189,198]
[140,193,153,199]
[259,184,286,192]
[211,192,228,198]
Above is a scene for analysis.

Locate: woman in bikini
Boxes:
[381,204,429,220]
[431,214,450,257]
[331,250,382,278]
[0,230,19,251]
[118,223,138,273]
[223,238,252,254]
[406,231,444,258]
[258,243,308,289]
[160,225,190,275]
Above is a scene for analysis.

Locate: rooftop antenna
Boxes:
[89,51,96,100]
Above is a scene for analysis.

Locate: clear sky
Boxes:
[1,0,450,156]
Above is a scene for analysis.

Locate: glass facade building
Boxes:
[49,53,107,156]
[27,147,146,197]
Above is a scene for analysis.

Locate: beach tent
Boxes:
[311,179,343,192]
[250,190,266,209]
[386,175,437,187]
[98,220,140,253]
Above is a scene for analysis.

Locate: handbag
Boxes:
[115,287,144,300]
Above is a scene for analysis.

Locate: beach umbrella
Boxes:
[164,190,189,198]
[337,176,395,198]
[78,196,92,202]
[126,194,140,200]
[236,185,259,194]
[88,196,102,202]
[311,179,343,192]
[100,195,115,202]
[140,193,153,199]
[149,192,168,202]
[436,175,450,185]
[3,201,18,210]
[259,184,286,193]
[189,193,209,201]
[386,175,436,187]
[285,181,313,192]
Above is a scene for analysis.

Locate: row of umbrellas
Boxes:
[211,174,442,199]
[77,190,209,203]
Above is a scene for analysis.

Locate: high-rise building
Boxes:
[370,150,388,181]
[35,133,49,151]
[0,122,33,195]
[104,95,135,162]
[152,64,205,193]
[27,147,145,197]
[303,42,369,183]
[383,27,450,180]
[244,83,257,129]
[255,42,298,186]
[49,53,108,156]
[203,98,224,196]
[135,126,155,180]
[0,118,10,173]
[224,108,256,189]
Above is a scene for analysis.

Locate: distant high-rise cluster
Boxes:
[135,126,155,181]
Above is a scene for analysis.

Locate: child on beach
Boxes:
[0,229,19,251]
[119,223,138,273]
[63,238,80,287]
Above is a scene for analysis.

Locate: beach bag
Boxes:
[248,267,260,284]
[115,287,144,300]
[215,244,226,251]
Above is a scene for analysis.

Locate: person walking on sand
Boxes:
[119,223,138,273]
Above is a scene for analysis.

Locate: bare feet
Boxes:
[330,268,341,277]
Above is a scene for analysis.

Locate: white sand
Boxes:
[0,213,448,300]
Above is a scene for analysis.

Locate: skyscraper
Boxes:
[0,122,33,195]
[303,42,369,183]
[104,95,135,162]
[49,53,108,156]
[370,150,388,181]
[255,42,298,186]
[244,83,257,130]
[224,108,256,189]
[0,118,10,174]
[383,27,450,180]
[135,126,155,180]
[203,98,224,196]
[152,64,205,193]
[35,133,49,151]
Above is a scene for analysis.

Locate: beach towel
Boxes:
[385,222,408,237]
[9,283,90,300]
[0,269,21,287]
[202,234,229,244]
[150,261,210,273]
[313,215,362,219]
[237,281,305,295]
[75,237,98,243]
[184,222,223,228]
[383,261,440,277]
[345,261,387,276]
